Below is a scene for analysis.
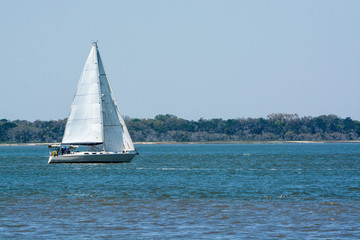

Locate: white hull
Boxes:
[48,152,136,164]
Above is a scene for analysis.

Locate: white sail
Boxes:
[62,44,103,145]
[97,45,135,152]
[49,43,137,164]
[62,42,134,152]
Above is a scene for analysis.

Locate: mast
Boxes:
[93,42,105,151]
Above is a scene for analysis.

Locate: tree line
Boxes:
[1,114,360,143]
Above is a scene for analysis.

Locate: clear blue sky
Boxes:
[1,0,359,121]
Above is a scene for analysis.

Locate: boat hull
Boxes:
[48,152,136,164]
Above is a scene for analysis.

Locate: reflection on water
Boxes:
[1,143,360,238]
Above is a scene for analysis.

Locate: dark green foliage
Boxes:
[0,114,359,143]
[0,119,66,143]
[0,122,17,142]
[127,114,360,142]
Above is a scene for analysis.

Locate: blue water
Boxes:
[1,143,359,239]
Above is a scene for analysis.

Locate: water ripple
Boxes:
[1,143,360,238]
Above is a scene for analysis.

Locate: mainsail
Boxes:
[97,44,135,152]
[62,43,135,152]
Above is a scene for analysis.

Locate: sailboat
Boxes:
[48,42,138,163]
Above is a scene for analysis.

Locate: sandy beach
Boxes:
[1,140,359,146]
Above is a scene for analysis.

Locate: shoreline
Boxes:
[1,140,360,146]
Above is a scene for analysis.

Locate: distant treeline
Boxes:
[1,114,360,143]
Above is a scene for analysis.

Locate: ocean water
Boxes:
[0,143,359,239]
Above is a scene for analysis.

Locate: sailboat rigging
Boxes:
[48,42,138,163]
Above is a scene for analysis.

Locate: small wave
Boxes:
[279,195,290,198]
[320,202,340,206]
[157,167,178,170]
[156,167,217,171]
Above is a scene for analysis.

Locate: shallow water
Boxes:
[1,143,359,238]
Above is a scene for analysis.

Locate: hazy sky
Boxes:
[1,0,359,121]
